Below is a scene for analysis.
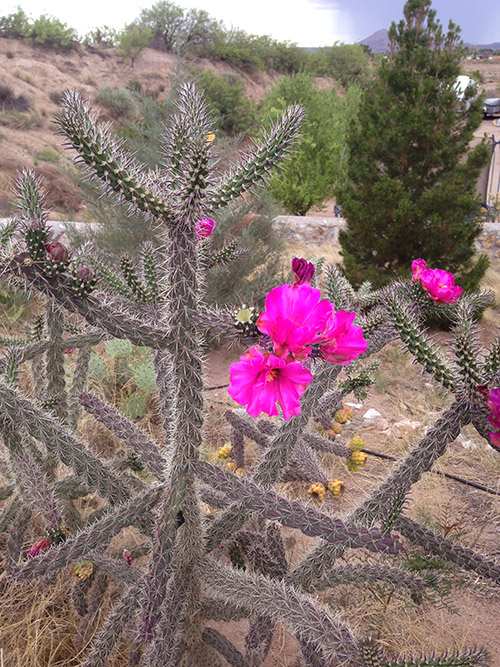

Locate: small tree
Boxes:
[258,72,360,215]
[116,21,152,67]
[337,0,490,288]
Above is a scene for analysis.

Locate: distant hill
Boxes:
[358,29,389,53]
[359,29,500,53]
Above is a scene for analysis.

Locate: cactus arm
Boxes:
[302,432,352,458]
[209,105,305,210]
[385,290,455,390]
[195,461,401,555]
[289,399,467,590]
[5,253,172,349]
[203,628,248,667]
[205,365,342,551]
[204,559,362,665]
[56,90,172,222]
[395,515,500,584]
[0,331,107,376]
[45,301,69,422]
[324,264,356,310]
[451,300,484,387]
[0,381,131,504]
[79,392,167,480]
[81,581,143,667]
[68,346,91,429]
[9,485,162,581]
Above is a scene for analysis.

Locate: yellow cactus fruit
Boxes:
[226,461,238,471]
[307,482,326,502]
[347,450,367,472]
[348,435,365,451]
[217,444,232,459]
[334,409,349,424]
[206,133,216,144]
[331,422,343,435]
[235,467,245,476]
[343,405,353,419]
[314,422,325,434]
[327,479,345,496]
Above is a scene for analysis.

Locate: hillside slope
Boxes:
[0,37,278,218]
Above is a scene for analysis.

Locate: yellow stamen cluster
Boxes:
[327,479,345,496]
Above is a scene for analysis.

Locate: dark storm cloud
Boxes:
[308,0,499,44]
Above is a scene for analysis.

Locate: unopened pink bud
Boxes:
[27,536,51,559]
[123,549,132,565]
[195,218,215,240]
[76,266,94,282]
[292,257,315,286]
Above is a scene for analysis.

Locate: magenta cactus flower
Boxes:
[420,268,463,303]
[44,241,69,264]
[412,258,427,282]
[292,257,315,286]
[317,310,368,365]
[257,283,331,358]
[487,387,500,450]
[227,345,313,420]
[27,536,51,559]
[195,217,215,240]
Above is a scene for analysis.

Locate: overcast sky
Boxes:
[3,0,498,46]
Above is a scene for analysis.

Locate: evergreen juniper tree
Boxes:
[337,0,490,288]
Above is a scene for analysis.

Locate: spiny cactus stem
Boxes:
[45,301,69,423]
[289,399,468,590]
[0,381,131,504]
[5,254,172,349]
[0,331,107,376]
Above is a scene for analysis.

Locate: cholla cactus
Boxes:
[0,83,498,667]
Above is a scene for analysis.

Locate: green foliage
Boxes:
[6,50,14,59]
[83,25,117,49]
[30,14,78,48]
[35,147,59,163]
[95,86,136,119]
[337,0,490,289]
[115,21,152,67]
[0,7,77,47]
[258,73,360,215]
[196,69,255,134]
[138,0,218,53]
[308,43,370,87]
[0,280,32,325]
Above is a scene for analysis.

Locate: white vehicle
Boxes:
[483,98,500,118]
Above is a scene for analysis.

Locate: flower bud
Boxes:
[292,257,315,286]
[44,241,69,264]
[195,218,215,240]
[76,266,94,282]
[27,536,51,559]
[123,549,132,566]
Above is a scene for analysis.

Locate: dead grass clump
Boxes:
[0,83,30,112]
[35,164,84,215]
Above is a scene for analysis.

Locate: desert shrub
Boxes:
[257,72,360,215]
[49,90,64,106]
[6,50,14,59]
[0,7,30,39]
[138,0,218,53]
[115,21,152,67]
[30,14,78,48]
[95,86,135,119]
[196,69,255,134]
[308,43,371,87]
[83,25,117,49]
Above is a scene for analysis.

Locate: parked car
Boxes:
[483,98,500,118]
